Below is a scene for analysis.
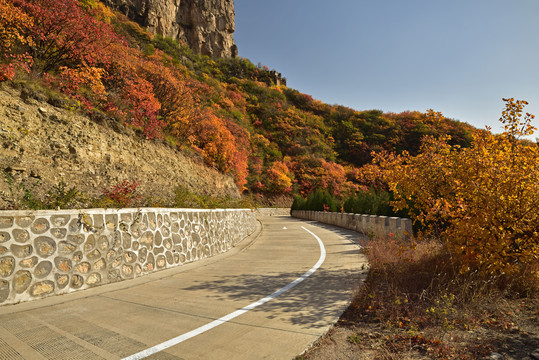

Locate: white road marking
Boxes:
[122,226,326,360]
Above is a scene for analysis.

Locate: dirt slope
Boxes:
[0,84,240,209]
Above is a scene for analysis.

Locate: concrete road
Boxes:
[0,216,367,360]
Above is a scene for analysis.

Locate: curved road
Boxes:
[0,216,367,360]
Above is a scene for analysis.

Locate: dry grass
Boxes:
[299,235,539,360]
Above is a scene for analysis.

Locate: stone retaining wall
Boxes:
[256,208,291,217]
[0,208,258,306]
[291,210,412,239]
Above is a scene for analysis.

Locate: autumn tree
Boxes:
[13,0,122,72]
[378,99,539,280]
[0,0,33,80]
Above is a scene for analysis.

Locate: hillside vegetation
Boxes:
[0,0,476,204]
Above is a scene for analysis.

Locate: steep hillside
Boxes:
[0,85,239,209]
[0,0,478,209]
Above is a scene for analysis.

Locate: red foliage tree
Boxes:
[13,0,123,72]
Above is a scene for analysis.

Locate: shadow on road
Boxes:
[184,265,366,329]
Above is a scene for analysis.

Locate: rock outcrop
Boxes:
[103,0,237,58]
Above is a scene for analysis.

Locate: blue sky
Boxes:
[234,0,539,137]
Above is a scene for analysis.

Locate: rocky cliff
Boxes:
[103,0,237,58]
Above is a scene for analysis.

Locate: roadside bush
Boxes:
[378,99,539,286]
[342,188,397,217]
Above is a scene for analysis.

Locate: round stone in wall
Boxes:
[51,215,70,227]
[165,251,174,265]
[50,228,67,239]
[147,213,156,230]
[30,280,55,297]
[35,261,53,278]
[31,218,50,234]
[10,244,32,258]
[163,214,171,227]
[120,213,132,223]
[35,236,56,257]
[140,231,154,250]
[107,269,122,283]
[154,231,162,246]
[86,249,101,260]
[0,280,9,303]
[122,265,133,278]
[130,223,143,239]
[55,274,69,289]
[54,257,72,272]
[146,253,155,271]
[19,256,38,268]
[98,236,109,251]
[0,232,10,243]
[12,229,30,243]
[138,247,147,263]
[122,233,131,249]
[161,227,170,237]
[171,222,179,233]
[58,241,76,255]
[71,275,84,289]
[13,270,32,294]
[110,256,122,269]
[93,258,106,271]
[84,235,96,252]
[0,256,15,277]
[156,255,166,269]
[124,251,136,264]
[86,273,101,286]
[0,217,14,229]
[106,249,117,262]
[0,246,6,256]
[114,238,122,254]
[72,251,83,263]
[68,218,81,233]
[163,238,172,250]
[172,233,180,245]
[67,234,85,245]
[74,262,90,274]
[15,216,33,228]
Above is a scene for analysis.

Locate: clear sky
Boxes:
[234,0,539,137]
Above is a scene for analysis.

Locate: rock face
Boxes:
[103,0,237,58]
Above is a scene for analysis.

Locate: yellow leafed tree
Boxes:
[378,98,539,282]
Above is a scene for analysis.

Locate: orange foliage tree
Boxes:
[264,161,293,193]
[378,99,539,279]
[0,0,33,80]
